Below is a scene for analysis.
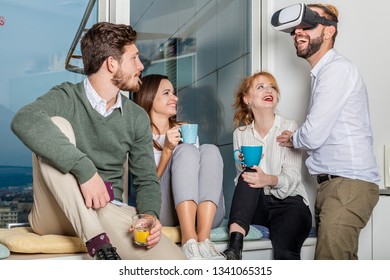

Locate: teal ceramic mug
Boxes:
[179,124,198,144]
[234,145,263,167]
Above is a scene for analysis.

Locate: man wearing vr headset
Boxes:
[276,4,380,260]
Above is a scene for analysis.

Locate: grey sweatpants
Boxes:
[159,143,225,228]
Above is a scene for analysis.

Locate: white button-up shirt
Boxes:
[84,78,122,117]
[292,49,380,184]
[234,114,309,205]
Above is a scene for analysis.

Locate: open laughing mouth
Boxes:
[295,36,309,49]
[262,95,274,102]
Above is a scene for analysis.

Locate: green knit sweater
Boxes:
[11,81,161,217]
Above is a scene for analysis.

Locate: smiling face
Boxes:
[294,8,330,61]
[150,78,178,121]
[294,27,325,59]
[244,74,279,112]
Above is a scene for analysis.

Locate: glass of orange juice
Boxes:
[132,214,156,246]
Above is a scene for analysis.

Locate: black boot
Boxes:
[94,244,121,260]
[223,232,244,260]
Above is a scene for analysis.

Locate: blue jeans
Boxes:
[228,169,312,260]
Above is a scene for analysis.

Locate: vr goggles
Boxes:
[271,3,337,35]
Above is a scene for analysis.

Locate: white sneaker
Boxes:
[198,239,225,260]
[182,239,204,260]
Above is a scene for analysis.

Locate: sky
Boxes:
[0,0,90,166]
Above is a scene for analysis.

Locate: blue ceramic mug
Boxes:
[234,145,263,167]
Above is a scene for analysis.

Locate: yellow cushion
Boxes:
[0,226,182,254]
[162,226,181,243]
[0,227,87,254]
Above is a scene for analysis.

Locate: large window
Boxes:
[131,0,250,145]
[0,0,252,227]
[0,0,95,227]
[130,0,251,213]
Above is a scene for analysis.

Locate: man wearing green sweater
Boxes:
[11,22,186,260]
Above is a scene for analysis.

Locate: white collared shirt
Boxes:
[233,114,309,205]
[84,78,122,117]
[292,49,380,183]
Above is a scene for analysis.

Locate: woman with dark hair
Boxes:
[135,74,225,260]
[223,71,312,260]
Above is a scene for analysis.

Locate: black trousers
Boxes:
[228,169,312,260]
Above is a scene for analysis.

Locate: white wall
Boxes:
[255,0,390,189]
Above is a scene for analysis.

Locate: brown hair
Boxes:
[135,74,182,150]
[232,71,280,127]
[81,22,137,75]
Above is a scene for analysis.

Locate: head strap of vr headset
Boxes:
[310,9,338,28]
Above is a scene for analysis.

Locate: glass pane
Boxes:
[0,0,95,227]
[130,0,250,217]
[130,0,250,145]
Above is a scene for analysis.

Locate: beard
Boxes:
[295,29,324,59]
[111,67,141,92]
